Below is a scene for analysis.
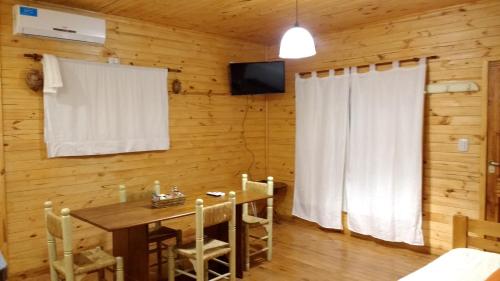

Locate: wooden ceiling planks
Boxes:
[37,0,474,44]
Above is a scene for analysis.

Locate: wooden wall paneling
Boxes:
[266,0,500,255]
[0,0,268,277]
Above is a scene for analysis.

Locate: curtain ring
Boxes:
[392,61,400,68]
[369,64,376,72]
[329,69,335,76]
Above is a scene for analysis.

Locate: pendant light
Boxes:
[279,0,316,59]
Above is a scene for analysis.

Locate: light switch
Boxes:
[458,138,469,152]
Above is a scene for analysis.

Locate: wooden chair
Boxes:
[167,191,236,281]
[241,174,273,269]
[43,201,124,281]
[118,182,182,280]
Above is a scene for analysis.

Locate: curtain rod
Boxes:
[23,53,182,73]
[298,55,439,75]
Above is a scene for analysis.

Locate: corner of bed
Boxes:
[399,215,500,281]
[453,214,500,253]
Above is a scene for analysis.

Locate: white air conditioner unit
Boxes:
[13,5,106,44]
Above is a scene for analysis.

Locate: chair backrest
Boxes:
[241,174,273,217]
[153,180,161,195]
[46,211,63,239]
[44,201,74,280]
[118,184,127,203]
[118,180,161,203]
[194,192,236,279]
[203,201,233,228]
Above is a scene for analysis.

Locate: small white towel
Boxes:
[42,54,63,94]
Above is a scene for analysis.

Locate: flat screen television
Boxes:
[230,61,285,95]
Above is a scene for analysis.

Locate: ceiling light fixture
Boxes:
[279,0,316,59]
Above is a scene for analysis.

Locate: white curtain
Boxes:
[44,58,169,158]
[346,59,426,245]
[293,69,350,229]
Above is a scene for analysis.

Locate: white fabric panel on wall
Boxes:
[44,58,169,158]
[346,59,426,245]
[293,69,350,229]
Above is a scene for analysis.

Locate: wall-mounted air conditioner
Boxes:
[12,5,106,45]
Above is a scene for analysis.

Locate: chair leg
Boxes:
[203,261,208,281]
[266,223,272,261]
[49,265,59,281]
[116,257,124,281]
[230,252,235,281]
[195,258,203,281]
[244,224,250,270]
[167,246,175,281]
[157,241,163,280]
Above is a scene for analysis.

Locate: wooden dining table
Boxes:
[71,189,271,281]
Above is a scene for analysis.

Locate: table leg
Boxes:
[113,225,149,281]
[274,209,282,224]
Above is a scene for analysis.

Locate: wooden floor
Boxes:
[243,219,435,281]
[9,219,435,281]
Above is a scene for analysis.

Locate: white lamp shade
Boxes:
[279,26,316,59]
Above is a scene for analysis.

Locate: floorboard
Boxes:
[243,219,435,281]
[8,219,436,280]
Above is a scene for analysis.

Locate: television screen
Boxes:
[230,61,285,95]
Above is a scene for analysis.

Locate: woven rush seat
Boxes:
[53,247,116,276]
[243,214,268,225]
[177,239,231,260]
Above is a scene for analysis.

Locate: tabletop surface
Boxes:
[71,189,271,231]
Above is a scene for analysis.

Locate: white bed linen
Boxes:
[399,248,500,281]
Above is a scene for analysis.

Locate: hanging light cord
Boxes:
[295,0,299,26]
